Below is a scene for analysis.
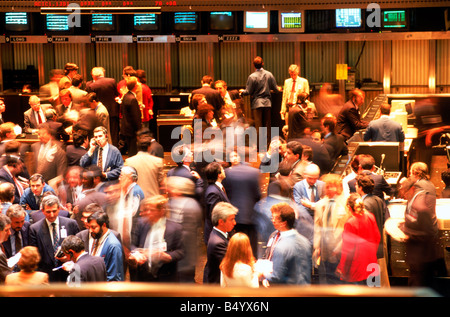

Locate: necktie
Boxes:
[267,231,280,260]
[91,239,99,256]
[288,80,296,104]
[14,231,22,255]
[97,147,103,170]
[52,223,59,254]
[310,185,316,202]
[37,111,43,124]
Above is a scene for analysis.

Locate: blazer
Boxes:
[0,248,12,283]
[120,91,142,137]
[336,100,369,140]
[191,85,225,114]
[72,253,107,282]
[79,143,124,181]
[0,167,22,204]
[363,115,405,142]
[23,108,46,133]
[29,216,80,282]
[323,132,349,162]
[281,76,310,114]
[86,77,120,118]
[31,141,67,184]
[30,209,71,224]
[125,151,164,198]
[363,193,387,258]
[19,184,55,213]
[293,179,325,217]
[203,183,230,245]
[2,222,31,258]
[130,217,184,282]
[347,170,393,200]
[76,229,124,281]
[167,165,205,200]
[65,145,87,166]
[203,228,228,284]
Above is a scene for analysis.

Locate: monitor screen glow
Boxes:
[244,11,270,33]
[336,8,362,28]
[5,12,29,32]
[134,14,159,31]
[278,11,305,33]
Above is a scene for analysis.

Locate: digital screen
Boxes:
[46,14,69,31]
[91,14,115,32]
[173,12,199,31]
[209,12,235,31]
[133,14,159,31]
[279,11,304,33]
[382,10,407,28]
[336,8,362,28]
[244,11,270,33]
[5,12,29,32]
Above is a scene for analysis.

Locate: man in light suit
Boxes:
[280,64,310,124]
[29,195,80,282]
[80,126,123,182]
[128,195,184,282]
[222,149,261,255]
[85,67,120,146]
[203,202,237,284]
[124,134,164,199]
[24,95,47,134]
[293,163,325,218]
[76,209,124,281]
[60,235,107,283]
[364,103,405,143]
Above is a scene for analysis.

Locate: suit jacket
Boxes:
[76,229,124,281]
[347,170,393,200]
[95,103,111,142]
[125,151,164,198]
[281,76,310,114]
[203,183,230,245]
[203,228,228,284]
[29,216,80,281]
[72,253,107,282]
[167,165,205,200]
[130,217,184,282]
[19,184,55,213]
[363,115,405,142]
[293,179,325,217]
[30,209,70,224]
[2,222,31,258]
[287,105,309,139]
[323,132,348,162]
[31,141,67,184]
[120,91,142,137]
[0,167,23,204]
[297,136,333,175]
[79,144,124,181]
[65,145,87,166]
[86,77,120,118]
[149,139,164,159]
[192,85,224,115]
[0,248,12,283]
[23,108,46,133]
[363,193,387,258]
[336,100,369,140]
[222,163,261,225]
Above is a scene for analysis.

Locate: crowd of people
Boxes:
[0,57,447,294]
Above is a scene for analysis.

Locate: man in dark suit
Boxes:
[321,113,348,162]
[192,75,224,122]
[336,88,369,141]
[60,235,107,283]
[119,76,142,157]
[128,195,184,282]
[2,205,30,260]
[0,213,12,282]
[203,202,238,284]
[363,103,405,143]
[19,173,55,217]
[203,162,230,245]
[347,154,393,201]
[222,149,262,255]
[86,67,120,146]
[29,195,80,282]
[80,126,124,182]
[0,155,26,204]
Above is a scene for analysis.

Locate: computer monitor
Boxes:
[208,11,236,33]
[91,14,116,32]
[335,8,363,29]
[278,10,305,33]
[46,14,71,32]
[381,10,409,30]
[243,11,270,33]
[4,12,30,32]
[173,12,199,32]
[133,13,160,32]
[354,142,400,171]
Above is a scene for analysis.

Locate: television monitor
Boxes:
[278,10,305,33]
[209,11,235,32]
[335,8,362,28]
[133,13,159,32]
[244,11,270,33]
[381,10,408,29]
[173,12,199,32]
[91,14,115,32]
[4,12,29,32]
[354,142,400,171]
[46,14,70,32]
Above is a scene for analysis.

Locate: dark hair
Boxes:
[196,104,215,120]
[442,169,450,187]
[87,210,109,228]
[356,174,374,194]
[29,173,44,184]
[136,69,147,84]
[71,73,83,87]
[253,56,263,69]
[61,235,85,253]
[201,75,213,85]
[205,162,223,184]
[286,141,303,157]
[322,113,337,132]
[359,154,375,170]
[0,213,11,231]
[270,202,296,229]
[379,103,391,115]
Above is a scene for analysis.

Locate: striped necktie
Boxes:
[52,223,59,254]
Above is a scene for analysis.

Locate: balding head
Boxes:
[303,164,320,186]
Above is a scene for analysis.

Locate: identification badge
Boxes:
[60,226,67,239]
